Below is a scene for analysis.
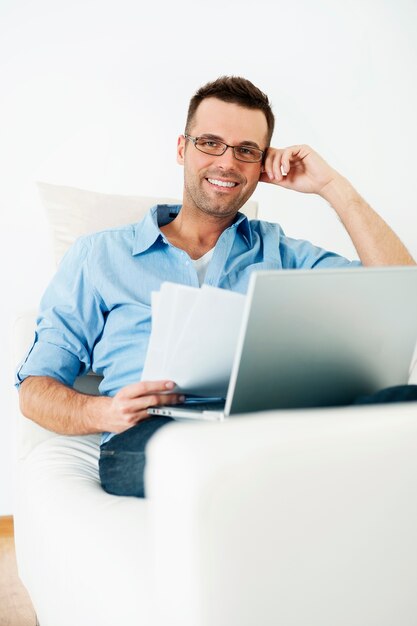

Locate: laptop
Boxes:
[147,266,417,421]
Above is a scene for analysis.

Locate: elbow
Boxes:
[18,377,35,419]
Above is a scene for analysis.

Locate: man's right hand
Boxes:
[104,380,184,433]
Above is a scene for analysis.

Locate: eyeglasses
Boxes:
[184,134,264,163]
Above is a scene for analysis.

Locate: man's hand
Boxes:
[103,380,184,433]
[259,144,338,196]
[19,376,184,436]
[257,144,415,266]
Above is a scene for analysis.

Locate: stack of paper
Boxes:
[141,283,246,397]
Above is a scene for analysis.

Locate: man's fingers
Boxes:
[136,392,185,411]
[118,379,176,400]
[281,146,299,175]
[117,392,184,417]
[264,145,309,181]
[280,146,304,176]
[264,148,291,181]
[264,148,280,180]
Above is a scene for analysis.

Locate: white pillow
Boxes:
[37,182,258,265]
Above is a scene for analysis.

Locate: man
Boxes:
[17,76,415,497]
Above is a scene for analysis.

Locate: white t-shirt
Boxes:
[192,248,214,286]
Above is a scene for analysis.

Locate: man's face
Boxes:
[177,97,269,219]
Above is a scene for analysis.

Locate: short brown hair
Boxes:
[185,76,275,146]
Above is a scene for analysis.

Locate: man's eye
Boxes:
[237,146,254,156]
[201,140,218,148]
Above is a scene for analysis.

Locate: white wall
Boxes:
[1,0,417,514]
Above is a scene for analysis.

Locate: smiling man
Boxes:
[182,99,267,217]
[17,76,415,498]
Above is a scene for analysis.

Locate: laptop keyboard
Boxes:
[175,400,226,412]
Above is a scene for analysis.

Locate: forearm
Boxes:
[321,175,415,266]
[19,376,110,435]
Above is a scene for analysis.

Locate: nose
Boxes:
[216,145,238,168]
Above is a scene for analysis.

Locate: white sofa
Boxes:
[13,374,417,626]
[13,185,417,625]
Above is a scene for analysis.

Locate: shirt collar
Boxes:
[132,204,253,256]
[234,211,253,248]
[132,204,181,255]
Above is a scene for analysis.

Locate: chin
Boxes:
[199,203,241,218]
[184,184,248,218]
[201,193,247,217]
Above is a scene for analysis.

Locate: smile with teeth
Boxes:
[207,178,238,188]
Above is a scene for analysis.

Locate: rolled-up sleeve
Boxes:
[15,236,106,388]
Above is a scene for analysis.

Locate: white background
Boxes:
[1,0,417,514]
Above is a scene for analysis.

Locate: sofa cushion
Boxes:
[15,434,153,626]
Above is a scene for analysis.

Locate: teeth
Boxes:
[207,178,237,188]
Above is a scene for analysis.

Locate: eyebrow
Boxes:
[199,133,262,149]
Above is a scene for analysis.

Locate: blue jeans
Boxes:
[352,384,417,404]
[99,385,417,498]
[99,416,174,497]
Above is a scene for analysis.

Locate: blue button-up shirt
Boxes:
[16,205,360,437]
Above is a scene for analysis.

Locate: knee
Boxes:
[99,449,146,497]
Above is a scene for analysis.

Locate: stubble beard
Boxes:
[183,169,253,219]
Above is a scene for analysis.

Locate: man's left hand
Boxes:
[259,144,339,196]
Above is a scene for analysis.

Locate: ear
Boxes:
[177,135,186,165]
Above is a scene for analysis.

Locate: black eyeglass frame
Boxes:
[184,134,265,163]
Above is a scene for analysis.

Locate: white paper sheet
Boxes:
[142,283,246,396]
[141,283,198,381]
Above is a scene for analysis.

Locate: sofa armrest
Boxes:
[146,404,417,626]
